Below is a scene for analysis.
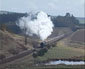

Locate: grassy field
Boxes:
[37,43,85,61]
[36,29,85,62]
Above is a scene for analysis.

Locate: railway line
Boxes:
[41,32,72,46]
[0,32,72,65]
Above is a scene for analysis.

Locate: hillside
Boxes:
[0,30,36,58]
[71,29,85,43]
[56,29,85,49]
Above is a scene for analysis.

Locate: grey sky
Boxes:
[0,0,85,17]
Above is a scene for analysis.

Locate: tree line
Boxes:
[51,13,80,31]
[0,12,83,32]
[0,12,27,24]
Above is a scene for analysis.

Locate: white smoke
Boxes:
[16,11,54,41]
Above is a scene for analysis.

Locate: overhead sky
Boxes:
[0,0,84,17]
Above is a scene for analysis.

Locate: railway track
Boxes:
[42,32,72,46]
[0,32,72,65]
[0,49,35,64]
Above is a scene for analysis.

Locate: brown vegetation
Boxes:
[71,29,85,43]
[0,30,34,57]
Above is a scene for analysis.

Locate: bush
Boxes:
[43,48,48,52]
[32,52,38,58]
[37,48,48,56]
[47,45,51,49]
[52,45,56,47]
[0,54,6,60]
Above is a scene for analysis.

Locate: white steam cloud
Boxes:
[16,11,54,41]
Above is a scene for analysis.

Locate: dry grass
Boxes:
[0,30,35,57]
[71,29,85,43]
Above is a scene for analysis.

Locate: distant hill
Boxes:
[77,17,85,24]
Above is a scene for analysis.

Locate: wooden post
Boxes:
[25,35,27,45]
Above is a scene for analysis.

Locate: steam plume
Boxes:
[16,11,54,41]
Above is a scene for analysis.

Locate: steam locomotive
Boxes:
[39,32,72,48]
[40,34,65,48]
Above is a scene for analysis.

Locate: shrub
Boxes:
[37,48,48,56]
[47,45,51,49]
[32,52,38,58]
[0,54,6,60]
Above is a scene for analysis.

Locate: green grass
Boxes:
[37,43,85,61]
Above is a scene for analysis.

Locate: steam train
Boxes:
[40,32,72,48]
[40,34,65,48]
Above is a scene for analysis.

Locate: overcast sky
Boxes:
[0,0,85,17]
